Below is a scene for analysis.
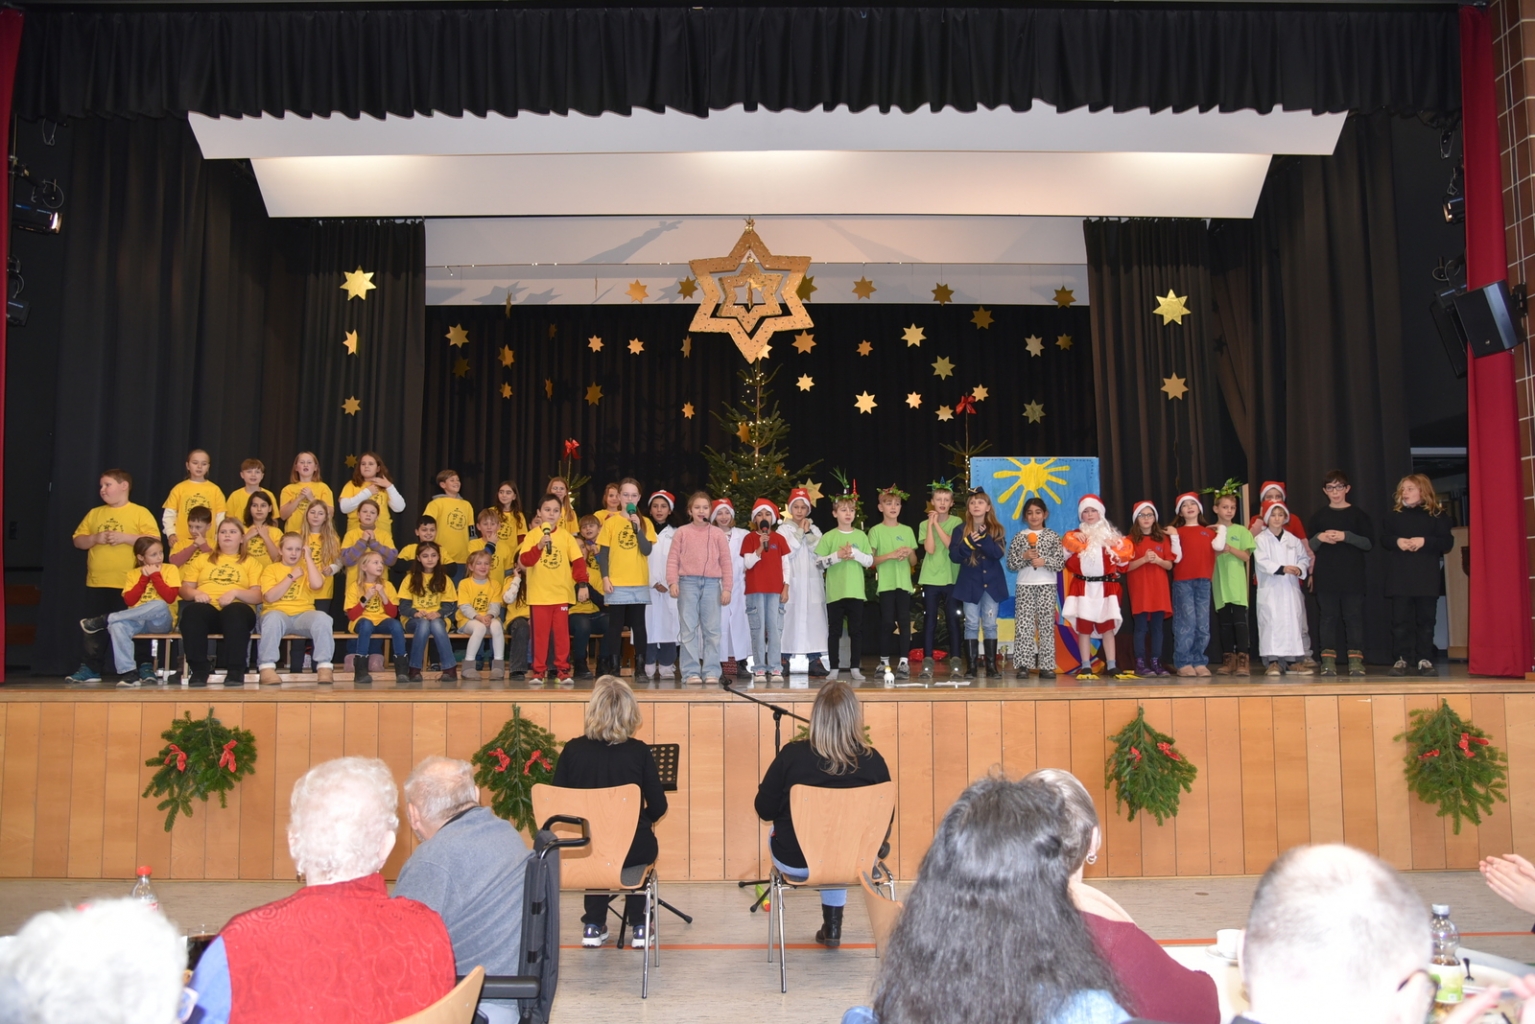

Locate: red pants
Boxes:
[531,604,571,675]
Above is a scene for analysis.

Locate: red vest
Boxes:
[221,873,455,1024]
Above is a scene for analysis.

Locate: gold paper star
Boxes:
[682,402,696,419]
[1025,335,1044,357]
[737,421,752,442]
[548,324,558,339]
[500,383,513,399]
[342,396,361,416]
[906,392,923,409]
[499,345,515,367]
[792,331,816,354]
[931,356,955,379]
[628,338,644,355]
[852,277,877,300]
[902,324,926,347]
[1161,374,1189,400]
[854,391,877,414]
[972,385,989,402]
[544,379,554,398]
[857,340,873,356]
[971,307,994,329]
[588,335,603,352]
[626,280,649,303]
[797,374,815,391]
[1054,287,1076,308]
[1056,334,1074,350]
[681,336,693,358]
[932,283,954,305]
[445,324,469,348]
[1023,400,1045,423]
[1154,290,1192,325]
[342,330,358,355]
[796,275,817,301]
[936,405,954,422]
[752,342,773,363]
[677,277,698,299]
[799,479,824,504]
[340,267,376,301]
[453,357,471,378]
[345,454,358,468]
[585,383,604,406]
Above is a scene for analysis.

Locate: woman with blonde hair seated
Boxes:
[551,675,668,949]
[755,678,891,947]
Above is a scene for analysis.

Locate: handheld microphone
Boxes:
[626,503,637,515]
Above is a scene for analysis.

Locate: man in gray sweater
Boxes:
[395,756,531,1024]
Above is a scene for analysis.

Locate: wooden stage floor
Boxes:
[3,665,1532,889]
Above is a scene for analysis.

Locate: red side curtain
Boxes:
[0,10,23,682]
[1461,7,1533,678]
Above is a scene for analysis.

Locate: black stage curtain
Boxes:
[1083,219,1223,519]
[419,303,1093,522]
[15,6,1459,121]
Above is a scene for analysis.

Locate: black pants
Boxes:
[1391,595,1438,663]
[582,826,657,927]
[879,590,912,661]
[79,587,127,674]
[922,583,962,660]
[567,611,607,671]
[1317,593,1365,655]
[1217,603,1250,656]
[826,598,863,670]
[179,602,257,678]
[602,603,647,669]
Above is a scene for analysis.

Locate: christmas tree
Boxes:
[704,363,819,514]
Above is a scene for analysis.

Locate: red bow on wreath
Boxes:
[165,744,187,772]
[563,439,580,459]
[1157,742,1181,761]
[955,395,978,415]
[491,748,511,773]
[524,750,553,775]
[1458,732,1490,758]
[1420,749,1441,760]
[218,740,238,773]
[1130,746,1143,763]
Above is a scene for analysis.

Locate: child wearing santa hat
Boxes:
[1254,499,1313,676]
[778,488,830,677]
[1247,481,1314,668]
[1168,492,1225,677]
[712,499,752,679]
[741,498,793,684]
[1005,496,1067,678]
[643,490,680,678]
[1061,495,1136,675]
[1124,500,1174,677]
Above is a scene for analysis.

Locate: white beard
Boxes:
[1077,518,1123,551]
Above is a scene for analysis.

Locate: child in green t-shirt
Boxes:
[1212,492,1256,676]
[869,485,918,679]
[917,482,964,679]
[814,495,873,681]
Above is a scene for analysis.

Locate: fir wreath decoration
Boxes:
[142,709,257,832]
[1105,707,1198,825]
[473,707,563,836]
[1398,700,1507,834]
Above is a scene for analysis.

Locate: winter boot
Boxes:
[1135,657,1152,678]
[1347,650,1366,677]
[1234,653,1251,677]
[462,662,481,680]
[1319,650,1337,677]
[353,660,373,684]
[983,639,999,677]
[815,905,844,948]
[1215,653,1237,676]
[965,640,980,677]
[491,659,505,680]
[1150,658,1170,677]
[394,655,411,681]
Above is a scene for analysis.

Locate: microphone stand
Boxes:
[723,680,811,912]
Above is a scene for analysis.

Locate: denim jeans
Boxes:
[1172,578,1212,667]
[409,616,457,669]
[677,575,723,680]
[351,617,406,660]
[961,592,999,640]
[107,601,172,674]
[745,592,783,674]
[258,609,335,666]
[771,851,845,907]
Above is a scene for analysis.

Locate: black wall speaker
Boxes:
[1452,280,1523,358]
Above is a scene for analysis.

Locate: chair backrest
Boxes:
[789,781,896,888]
[530,783,642,889]
[390,965,484,1024]
[649,743,680,792]
[859,871,904,956]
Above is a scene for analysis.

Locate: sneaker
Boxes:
[115,674,141,688]
[1264,661,1282,677]
[919,661,934,679]
[769,672,785,685]
[630,923,648,949]
[1418,659,1437,677]
[824,668,840,680]
[66,665,100,683]
[79,616,108,634]
[753,672,767,685]
[582,923,609,948]
[137,663,157,682]
[808,658,830,678]
[1389,659,1407,676]
[897,659,909,677]
[849,668,865,682]
[559,676,575,687]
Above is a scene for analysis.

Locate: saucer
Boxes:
[1204,945,1238,964]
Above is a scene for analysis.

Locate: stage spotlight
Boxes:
[1443,195,1465,224]
[11,199,59,234]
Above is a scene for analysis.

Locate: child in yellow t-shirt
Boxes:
[456,550,504,679]
[569,515,606,680]
[593,482,623,525]
[395,515,436,586]
[502,565,530,680]
[255,533,334,685]
[240,489,282,566]
[596,478,656,677]
[344,550,407,683]
[163,449,225,547]
[495,481,527,548]
[225,459,268,527]
[85,537,180,687]
[518,495,591,682]
[422,469,475,577]
[168,506,215,576]
[69,469,161,683]
[279,451,335,526]
[339,451,403,547]
[301,500,343,606]
[398,541,458,681]
[467,508,516,590]
[545,476,580,535]
[178,518,263,686]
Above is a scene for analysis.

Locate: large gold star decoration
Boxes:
[628,338,644,355]
[446,324,469,348]
[936,405,954,422]
[682,402,695,419]
[972,307,994,329]
[588,335,604,352]
[544,378,554,398]
[852,277,877,300]
[799,479,824,504]
[688,219,812,362]
[903,324,926,347]
[797,276,817,301]
[342,396,361,416]
[906,392,923,409]
[793,331,816,354]
[341,267,376,301]
[499,345,515,367]
[932,356,955,379]
[854,391,878,414]
[342,330,359,355]
[500,383,513,399]
[1054,287,1076,308]
[932,283,954,305]
[797,374,815,391]
[626,280,649,303]
[737,421,753,442]
[453,357,471,378]
[857,340,873,356]
[972,385,990,401]
[681,336,693,358]
[1056,334,1074,351]
[345,454,358,468]
[1154,290,1192,325]
[1025,335,1044,357]
[1162,374,1189,400]
[1023,400,1046,423]
[677,277,698,299]
[585,383,604,406]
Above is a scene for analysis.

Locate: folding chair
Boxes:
[859,869,903,958]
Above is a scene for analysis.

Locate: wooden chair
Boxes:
[859,870,903,957]
[531,783,660,997]
[389,965,484,1024]
[769,781,896,991]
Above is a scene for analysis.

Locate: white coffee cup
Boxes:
[1215,928,1242,960]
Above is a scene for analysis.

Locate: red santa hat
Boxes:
[751,498,779,523]
[1259,481,1287,501]
[648,490,675,511]
[711,498,735,521]
[1260,499,1290,522]
[1078,494,1106,515]
[787,487,813,511]
[1132,500,1158,521]
[1175,491,1203,515]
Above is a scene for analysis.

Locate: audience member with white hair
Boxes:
[394,756,532,1024]
[188,756,456,1024]
[0,898,185,1024]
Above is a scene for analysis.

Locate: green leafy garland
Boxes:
[1397,701,1507,834]
[1105,707,1198,824]
[142,709,257,832]
[472,706,563,836]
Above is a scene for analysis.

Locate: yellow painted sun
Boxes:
[992,457,1073,521]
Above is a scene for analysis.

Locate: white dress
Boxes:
[777,520,827,656]
[1254,528,1311,659]
[718,526,752,660]
[645,525,680,646]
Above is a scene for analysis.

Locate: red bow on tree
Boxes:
[218,740,238,773]
[1130,746,1143,763]
[955,395,978,415]
[491,748,511,773]
[524,750,553,775]
[1457,732,1488,757]
[1157,741,1181,761]
[165,744,187,772]
[1419,749,1442,760]
[563,439,581,459]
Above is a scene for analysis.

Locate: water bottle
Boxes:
[131,865,159,912]
[1429,903,1465,1005]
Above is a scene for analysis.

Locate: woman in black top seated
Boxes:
[552,675,668,949]
[755,679,891,947]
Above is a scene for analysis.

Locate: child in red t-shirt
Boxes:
[1168,491,1227,677]
[1124,501,1175,677]
[740,498,793,684]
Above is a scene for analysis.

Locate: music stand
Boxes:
[642,742,694,927]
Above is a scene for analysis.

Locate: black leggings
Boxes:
[1217,604,1250,656]
[879,590,912,661]
[1391,595,1438,663]
[921,584,962,659]
[1318,593,1365,655]
[602,603,648,668]
[826,598,863,670]
[179,602,258,677]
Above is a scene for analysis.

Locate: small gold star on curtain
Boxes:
[342,396,361,416]
[341,267,376,300]
[797,276,817,301]
[677,277,698,299]
[544,379,554,398]
[453,357,471,378]
[499,345,515,367]
[345,454,359,468]
[682,336,693,357]
[1161,374,1189,400]
[906,392,923,409]
[799,479,824,504]
[854,392,877,414]
[585,383,604,405]
[931,356,955,379]
[626,280,649,302]
[936,405,954,422]
[628,338,644,355]
[857,340,873,356]
[446,324,469,348]
[852,277,877,300]
[793,331,816,354]
[682,402,696,419]
[932,283,954,304]
[342,330,358,355]
[1056,334,1073,351]
[1022,335,1043,357]
[548,324,558,338]
[500,383,513,399]
[588,336,603,352]
[903,324,925,347]
[797,374,815,391]
[972,385,989,401]
[1154,291,1192,325]
[971,307,993,329]
[1023,400,1046,423]
[1054,287,1075,308]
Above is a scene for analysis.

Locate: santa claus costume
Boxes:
[1061,494,1136,675]
[1253,499,1313,675]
